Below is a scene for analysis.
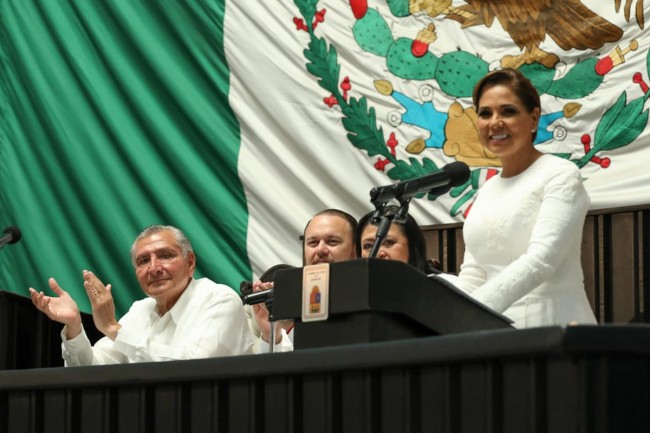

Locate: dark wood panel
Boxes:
[608,213,637,322]
[581,215,599,319]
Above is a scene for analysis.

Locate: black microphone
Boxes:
[370,161,470,203]
[0,226,21,249]
[241,289,273,306]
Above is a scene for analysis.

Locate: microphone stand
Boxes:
[264,295,276,353]
[368,198,411,259]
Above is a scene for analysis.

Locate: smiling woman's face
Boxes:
[476,84,539,162]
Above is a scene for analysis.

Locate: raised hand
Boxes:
[29,278,82,338]
[83,270,121,340]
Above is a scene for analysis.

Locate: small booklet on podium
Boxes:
[301,263,330,322]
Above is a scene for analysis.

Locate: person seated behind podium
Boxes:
[252,209,359,353]
[451,68,596,328]
[29,225,254,365]
[358,207,438,274]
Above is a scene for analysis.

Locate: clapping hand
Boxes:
[83,270,121,340]
[29,278,82,338]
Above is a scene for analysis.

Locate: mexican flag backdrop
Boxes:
[1,0,649,315]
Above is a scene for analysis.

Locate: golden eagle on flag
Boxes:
[383,0,644,67]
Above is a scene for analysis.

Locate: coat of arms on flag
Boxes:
[284,0,649,219]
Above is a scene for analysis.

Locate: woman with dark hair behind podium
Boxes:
[357,207,439,274]
[452,68,596,328]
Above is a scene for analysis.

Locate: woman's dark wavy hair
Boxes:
[357,207,429,273]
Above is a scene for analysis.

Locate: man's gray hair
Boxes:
[130,225,193,266]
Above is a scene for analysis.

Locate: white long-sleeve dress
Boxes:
[457,154,597,328]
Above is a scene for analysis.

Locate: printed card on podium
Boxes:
[301,263,330,322]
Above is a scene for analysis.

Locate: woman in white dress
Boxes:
[455,68,597,328]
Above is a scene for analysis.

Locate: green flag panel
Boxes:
[0,0,250,316]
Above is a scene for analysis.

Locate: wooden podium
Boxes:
[273,259,513,349]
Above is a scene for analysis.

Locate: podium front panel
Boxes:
[273,259,512,349]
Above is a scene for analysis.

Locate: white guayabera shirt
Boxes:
[61,278,254,365]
